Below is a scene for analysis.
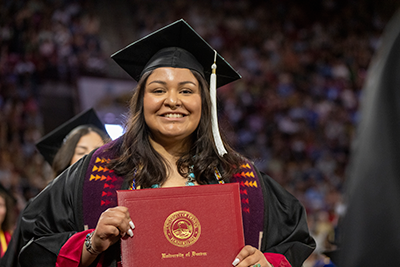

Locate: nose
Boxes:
[164,91,181,109]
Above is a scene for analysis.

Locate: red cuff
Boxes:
[264,252,291,267]
[56,229,99,267]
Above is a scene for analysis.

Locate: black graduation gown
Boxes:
[0,149,314,267]
[0,152,87,267]
[338,8,400,267]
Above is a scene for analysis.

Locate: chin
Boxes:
[159,132,192,141]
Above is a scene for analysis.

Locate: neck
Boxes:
[149,136,191,162]
[148,137,194,187]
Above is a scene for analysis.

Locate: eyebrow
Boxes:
[147,80,197,86]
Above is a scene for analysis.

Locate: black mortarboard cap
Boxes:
[36,108,108,165]
[111,19,241,88]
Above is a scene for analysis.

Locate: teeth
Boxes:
[164,113,183,118]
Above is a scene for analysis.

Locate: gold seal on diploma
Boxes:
[164,211,201,247]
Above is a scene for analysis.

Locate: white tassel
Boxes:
[210,50,227,156]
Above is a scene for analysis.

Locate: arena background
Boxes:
[1,0,400,265]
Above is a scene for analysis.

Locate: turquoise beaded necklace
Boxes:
[186,164,196,186]
[151,164,196,188]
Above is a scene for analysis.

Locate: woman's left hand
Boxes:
[232,245,272,267]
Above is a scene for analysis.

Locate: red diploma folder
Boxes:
[117,183,244,266]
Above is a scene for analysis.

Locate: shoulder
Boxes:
[257,168,307,219]
[91,137,121,160]
[235,162,303,212]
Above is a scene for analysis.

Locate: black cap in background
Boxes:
[35,108,109,165]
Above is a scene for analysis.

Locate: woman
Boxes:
[0,108,110,265]
[1,20,315,267]
[35,107,111,177]
[52,125,110,177]
[0,185,16,259]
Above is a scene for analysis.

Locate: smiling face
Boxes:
[143,67,202,146]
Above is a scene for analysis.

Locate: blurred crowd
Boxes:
[1,0,399,265]
[0,0,106,209]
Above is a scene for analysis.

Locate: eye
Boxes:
[148,87,166,94]
[75,152,86,157]
[180,88,193,94]
[74,147,88,156]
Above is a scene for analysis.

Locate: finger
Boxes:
[232,258,240,266]
[113,217,134,237]
[97,208,133,238]
[113,219,132,238]
[232,245,257,266]
[117,226,133,239]
[103,206,131,221]
[114,206,135,235]
[102,206,131,223]
[105,206,135,233]
[121,229,134,240]
[233,245,256,261]
[121,220,135,239]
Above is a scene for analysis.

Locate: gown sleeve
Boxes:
[56,229,105,267]
[0,151,91,267]
[257,169,315,267]
[264,252,291,267]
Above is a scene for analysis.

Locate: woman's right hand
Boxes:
[80,206,135,267]
[91,206,135,253]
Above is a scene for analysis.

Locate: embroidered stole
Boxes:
[82,143,264,248]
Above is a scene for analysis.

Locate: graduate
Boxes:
[36,108,111,177]
[0,184,16,259]
[338,8,400,267]
[0,108,110,266]
[1,20,315,267]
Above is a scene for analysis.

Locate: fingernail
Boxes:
[129,221,135,229]
[232,258,240,266]
[254,264,261,267]
[127,229,133,237]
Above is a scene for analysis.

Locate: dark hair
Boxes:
[108,69,244,188]
[0,191,15,233]
[52,125,110,176]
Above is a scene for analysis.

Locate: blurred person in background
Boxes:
[36,108,111,177]
[51,125,110,177]
[0,184,17,259]
[339,8,400,267]
[0,108,110,264]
